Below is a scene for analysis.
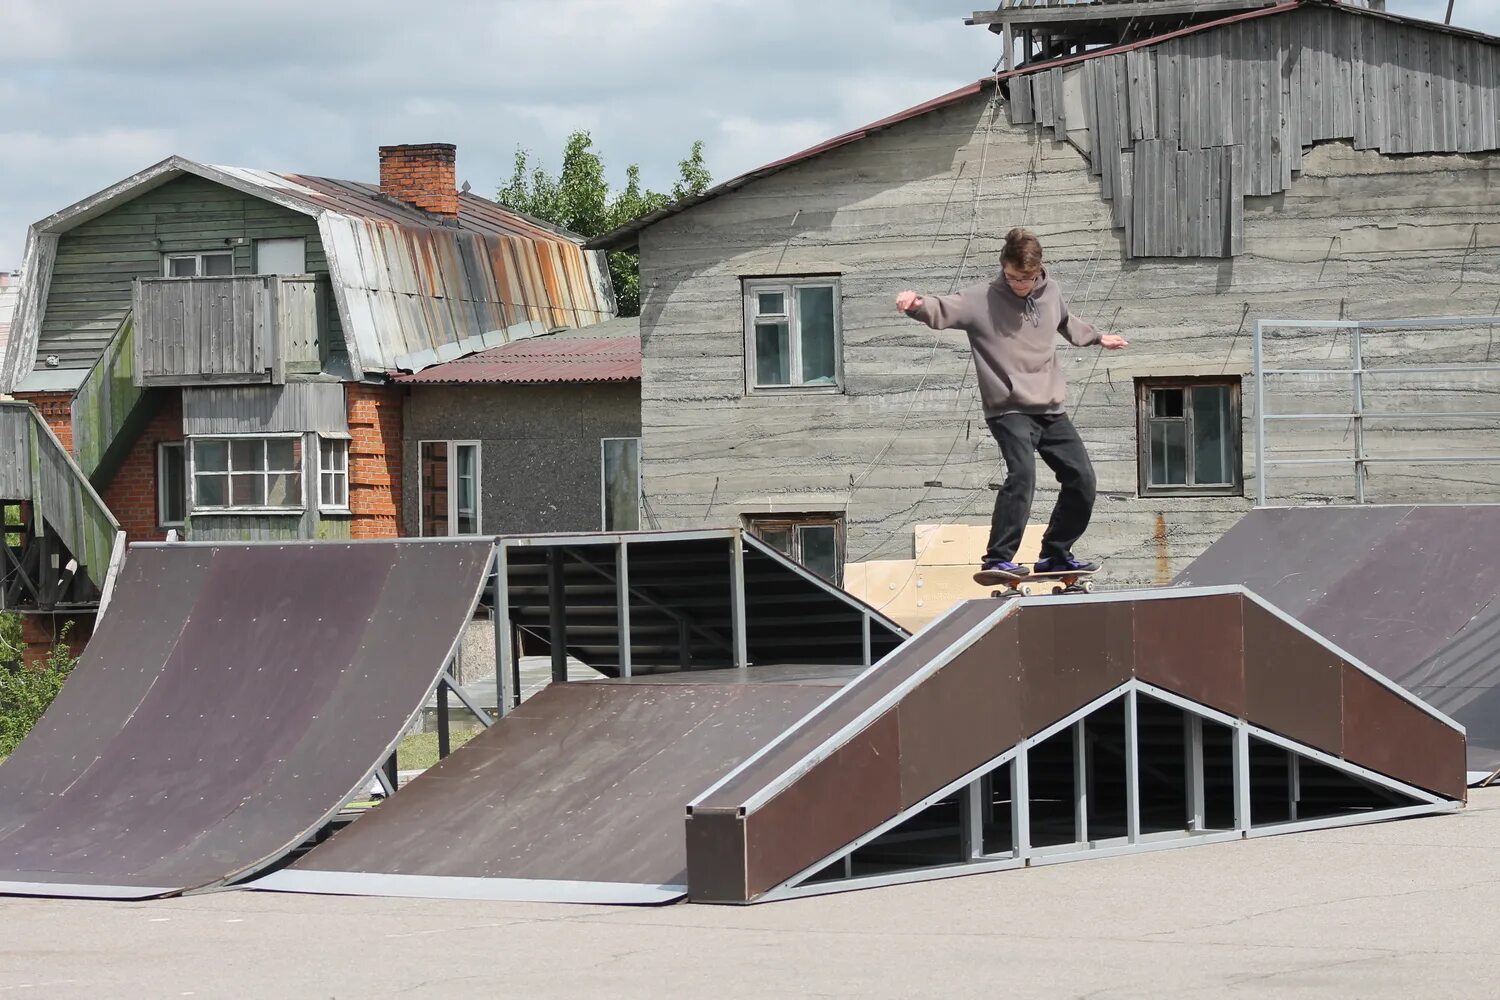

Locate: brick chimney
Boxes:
[378,143,459,221]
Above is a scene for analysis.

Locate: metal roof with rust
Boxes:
[394,332,640,386]
[3,158,618,391]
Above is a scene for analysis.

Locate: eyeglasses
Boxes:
[1002,271,1040,286]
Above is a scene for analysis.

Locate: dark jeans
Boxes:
[985,412,1096,563]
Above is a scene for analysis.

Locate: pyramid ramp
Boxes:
[1176,505,1500,773]
[0,539,493,899]
[685,590,1465,903]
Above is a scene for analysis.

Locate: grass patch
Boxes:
[395,728,480,772]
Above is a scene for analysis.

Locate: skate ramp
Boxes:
[0,539,493,899]
[256,672,842,903]
[1176,505,1500,772]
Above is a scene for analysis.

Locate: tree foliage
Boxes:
[496,132,711,317]
[0,620,81,758]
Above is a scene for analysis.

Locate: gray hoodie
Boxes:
[903,269,1100,418]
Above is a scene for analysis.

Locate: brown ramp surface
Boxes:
[1176,505,1500,771]
[0,539,493,899]
[256,676,840,903]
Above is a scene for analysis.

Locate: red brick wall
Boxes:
[347,383,404,538]
[378,143,458,219]
[100,393,183,542]
[20,612,93,670]
[14,391,73,453]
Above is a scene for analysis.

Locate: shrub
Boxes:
[0,621,81,757]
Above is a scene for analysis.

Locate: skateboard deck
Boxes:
[973,565,1098,597]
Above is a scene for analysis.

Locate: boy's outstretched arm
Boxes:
[1058,299,1128,350]
[896,289,973,332]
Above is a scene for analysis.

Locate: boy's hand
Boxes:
[1100,333,1129,350]
[895,290,922,312]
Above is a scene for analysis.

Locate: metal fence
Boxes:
[1253,316,1500,507]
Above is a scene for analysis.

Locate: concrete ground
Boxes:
[3,789,1497,999]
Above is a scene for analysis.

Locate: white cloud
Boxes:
[0,0,1495,267]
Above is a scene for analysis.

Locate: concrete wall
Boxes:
[402,382,641,535]
[635,93,1500,588]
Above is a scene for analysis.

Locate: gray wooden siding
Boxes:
[0,403,33,499]
[133,274,320,385]
[1007,7,1500,257]
[634,81,1500,589]
[37,174,339,372]
[70,313,144,480]
[8,403,121,579]
[181,382,347,435]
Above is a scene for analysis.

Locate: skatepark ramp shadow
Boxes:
[0,539,494,899]
[1175,504,1500,778]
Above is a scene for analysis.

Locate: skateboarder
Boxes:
[895,227,1128,580]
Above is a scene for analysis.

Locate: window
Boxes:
[420,441,482,536]
[164,251,235,277]
[746,514,845,584]
[255,237,307,275]
[743,276,842,392]
[157,442,186,527]
[318,437,349,511]
[1136,378,1243,496]
[190,436,304,511]
[601,437,641,531]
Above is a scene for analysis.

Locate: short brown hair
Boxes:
[1001,227,1043,273]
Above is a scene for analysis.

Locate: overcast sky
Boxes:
[0,0,1492,266]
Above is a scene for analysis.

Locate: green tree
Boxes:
[497,133,711,317]
[0,620,81,758]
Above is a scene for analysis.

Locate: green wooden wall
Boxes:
[39,175,341,372]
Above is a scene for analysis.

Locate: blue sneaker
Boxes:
[1033,555,1098,575]
[979,558,1025,577]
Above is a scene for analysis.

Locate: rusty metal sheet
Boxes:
[0,539,492,898]
[272,680,832,899]
[896,621,1023,807]
[1242,600,1344,755]
[742,709,903,901]
[1135,593,1245,716]
[393,336,640,386]
[695,600,1005,810]
[1342,666,1468,801]
[1020,601,1135,733]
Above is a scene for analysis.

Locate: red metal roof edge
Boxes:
[391,335,642,385]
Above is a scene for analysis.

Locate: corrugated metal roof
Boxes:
[393,334,640,385]
[2,157,618,391]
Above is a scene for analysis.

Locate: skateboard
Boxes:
[973,564,1098,597]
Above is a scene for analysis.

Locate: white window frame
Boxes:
[417,440,483,537]
[317,435,351,513]
[599,436,642,531]
[162,250,236,278]
[187,432,307,515]
[742,275,844,394]
[157,441,187,528]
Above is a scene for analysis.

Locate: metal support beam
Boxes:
[861,614,872,668]
[383,751,398,791]
[437,675,451,759]
[1124,689,1140,845]
[1074,721,1089,845]
[963,781,984,861]
[1234,724,1252,833]
[1186,714,1205,832]
[440,671,492,728]
[492,545,513,717]
[546,547,568,683]
[1012,745,1031,858]
[1288,750,1301,822]
[616,540,632,678]
[729,534,748,669]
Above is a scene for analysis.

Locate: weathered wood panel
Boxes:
[181,382,347,436]
[71,313,143,480]
[0,404,34,499]
[23,406,120,581]
[1021,7,1500,258]
[35,175,336,374]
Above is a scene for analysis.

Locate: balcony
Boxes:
[131,274,324,387]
